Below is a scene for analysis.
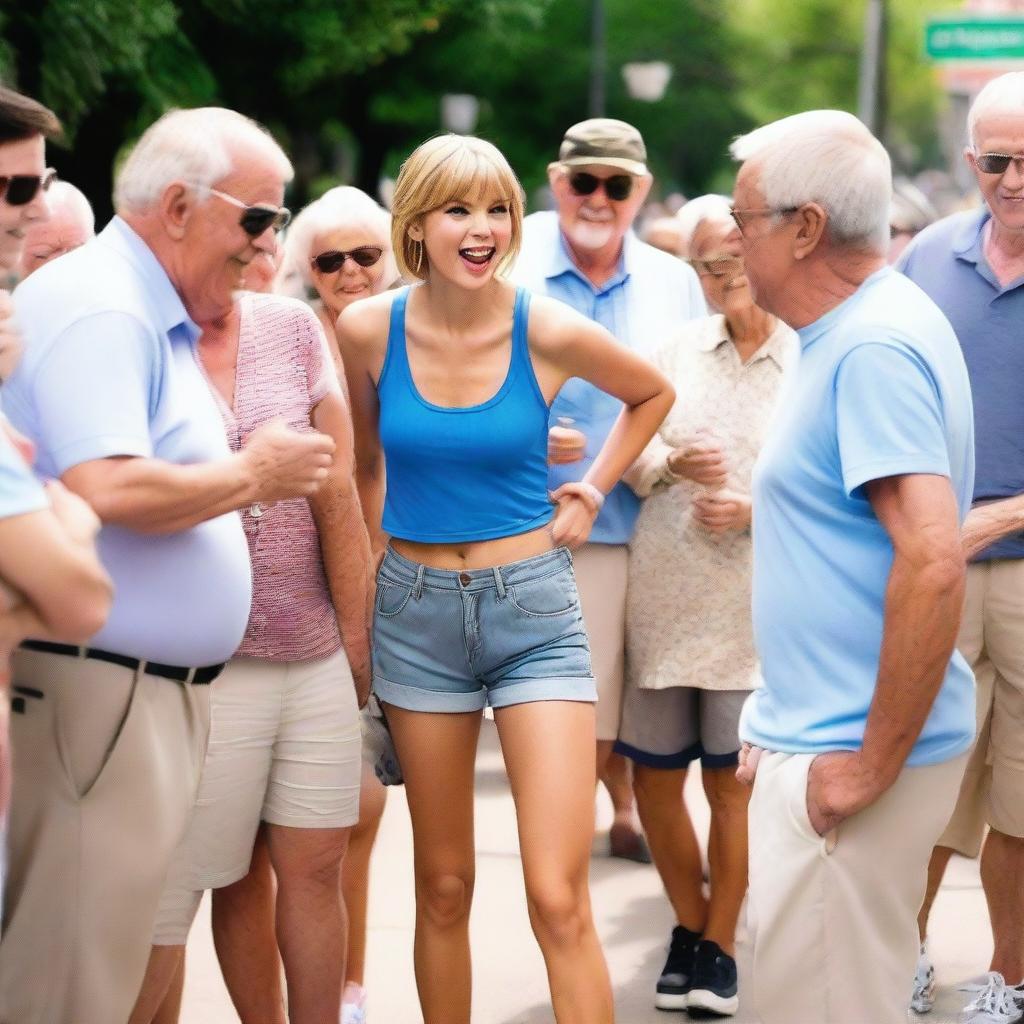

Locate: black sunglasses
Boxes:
[311,247,384,273]
[568,171,634,202]
[0,169,57,207]
[205,187,291,237]
[975,152,1024,175]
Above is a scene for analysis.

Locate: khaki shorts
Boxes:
[571,543,628,741]
[152,651,361,944]
[940,559,1024,856]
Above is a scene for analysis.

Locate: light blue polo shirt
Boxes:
[512,211,706,544]
[6,217,252,665]
[0,429,46,520]
[739,267,976,766]
[898,208,1024,561]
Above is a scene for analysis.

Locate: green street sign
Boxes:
[927,18,1024,60]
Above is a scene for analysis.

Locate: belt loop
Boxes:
[76,645,87,659]
[184,667,197,685]
[137,659,148,679]
[413,564,425,600]
[492,566,507,600]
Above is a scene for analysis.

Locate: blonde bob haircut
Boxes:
[391,134,525,282]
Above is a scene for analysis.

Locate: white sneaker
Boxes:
[959,972,1024,1024]
[912,941,936,1014]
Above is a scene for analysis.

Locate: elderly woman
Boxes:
[287,186,400,366]
[614,194,796,1018]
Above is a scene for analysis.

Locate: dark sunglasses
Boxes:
[310,247,384,273]
[568,171,634,201]
[205,187,292,237]
[0,169,57,206]
[975,152,1024,175]
[687,254,744,277]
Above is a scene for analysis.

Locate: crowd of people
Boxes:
[0,66,1021,1024]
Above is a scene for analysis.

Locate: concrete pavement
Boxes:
[182,719,992,1023]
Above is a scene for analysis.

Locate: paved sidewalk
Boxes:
[182,720,991,1023]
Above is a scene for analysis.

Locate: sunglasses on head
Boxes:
[310,247,384,274]
[0,169,57,207]
[568,171,634,201]
[204,187,291,237]
[974,152,1024,175]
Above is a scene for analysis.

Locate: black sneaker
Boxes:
[686,939,739,1018]
[655,925,700,1011]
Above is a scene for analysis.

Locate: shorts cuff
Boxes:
[373,675,487,713]
[701,749,741,769]
[488,676,597,709]
[262,807,359,830]
[613,739,702,769]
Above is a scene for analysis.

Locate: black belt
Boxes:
[20,640,224,685]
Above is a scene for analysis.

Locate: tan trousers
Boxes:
[572,543,628,741]
[0,649,209,1024]
[940,559,1024,856]
[747,750,967,1024]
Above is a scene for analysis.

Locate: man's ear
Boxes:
[633,173,654,207]
[792,202,827,260]
[159,182,193,241]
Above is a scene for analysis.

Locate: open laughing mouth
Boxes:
[459,245,495,271]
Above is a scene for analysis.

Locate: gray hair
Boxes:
[968,72,1024,147]
[114,107,293,214]
[47,180,95,236]
[285,186,394,287]
[730,109,892,252]
[675,194,733,259]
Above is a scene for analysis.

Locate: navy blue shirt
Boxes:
[898,208,1024,561]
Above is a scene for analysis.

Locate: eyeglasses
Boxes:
[568,172,634,202]
[0,169,57,207]
[203,187,291,236]
[729,206,799,234]
[974,152,1024,175]
[687,253,744,277]
[310,247,384,273]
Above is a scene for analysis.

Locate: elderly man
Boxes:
[0,106,336,1024]
[731,110,975,1024]
[512,118,704,867]
[898,72,1024,1022]
[18,179,94,279]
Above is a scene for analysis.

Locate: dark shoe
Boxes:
[686,939,739,1018]
[609,822,653,863]
[655,925,700,1011]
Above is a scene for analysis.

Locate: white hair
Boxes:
[675,194,733,259]
[285,186,394,287]
[47,180,95,236]
[114,107,293,214]
[730,109,892,252]
[968,72,1024,147]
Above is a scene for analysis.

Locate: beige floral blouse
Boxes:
[624,314,797,691]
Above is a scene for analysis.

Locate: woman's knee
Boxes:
[417,868,475,929]
[526,878,591,949]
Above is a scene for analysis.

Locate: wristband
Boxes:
[576,481,605,513]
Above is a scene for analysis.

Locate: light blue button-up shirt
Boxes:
[7,217,252,665]
[512,211,705,544]
[0,430,46,521]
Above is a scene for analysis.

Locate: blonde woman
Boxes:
[337,134,673,1024]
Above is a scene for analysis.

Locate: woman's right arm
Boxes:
[335,299,390,563]
[622,344,679,498]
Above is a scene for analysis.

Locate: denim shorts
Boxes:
[372,546,597,713]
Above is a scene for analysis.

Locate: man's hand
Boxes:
[548,424,587,465]
[805,750,891,836]
[45,480,102,545]
[241,418,336,503]
[549,483,600,549]
[667,434,729,488]
[351,657,372,710]
[0,291,23,383]
[736,742,764,786]
[692,489,751,534]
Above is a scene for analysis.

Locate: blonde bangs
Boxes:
[392,134,525,281]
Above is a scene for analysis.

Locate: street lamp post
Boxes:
[858,0,888,138]
[589,0,606,118]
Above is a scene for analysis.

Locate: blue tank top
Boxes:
[378,286,554,543]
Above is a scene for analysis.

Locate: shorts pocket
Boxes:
[787,753,822,842]
[507,569,578,618]
[375,578,414,618]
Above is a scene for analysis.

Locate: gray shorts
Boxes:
[614,686,751,769]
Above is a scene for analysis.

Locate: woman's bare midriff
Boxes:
[391,523,557,570]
